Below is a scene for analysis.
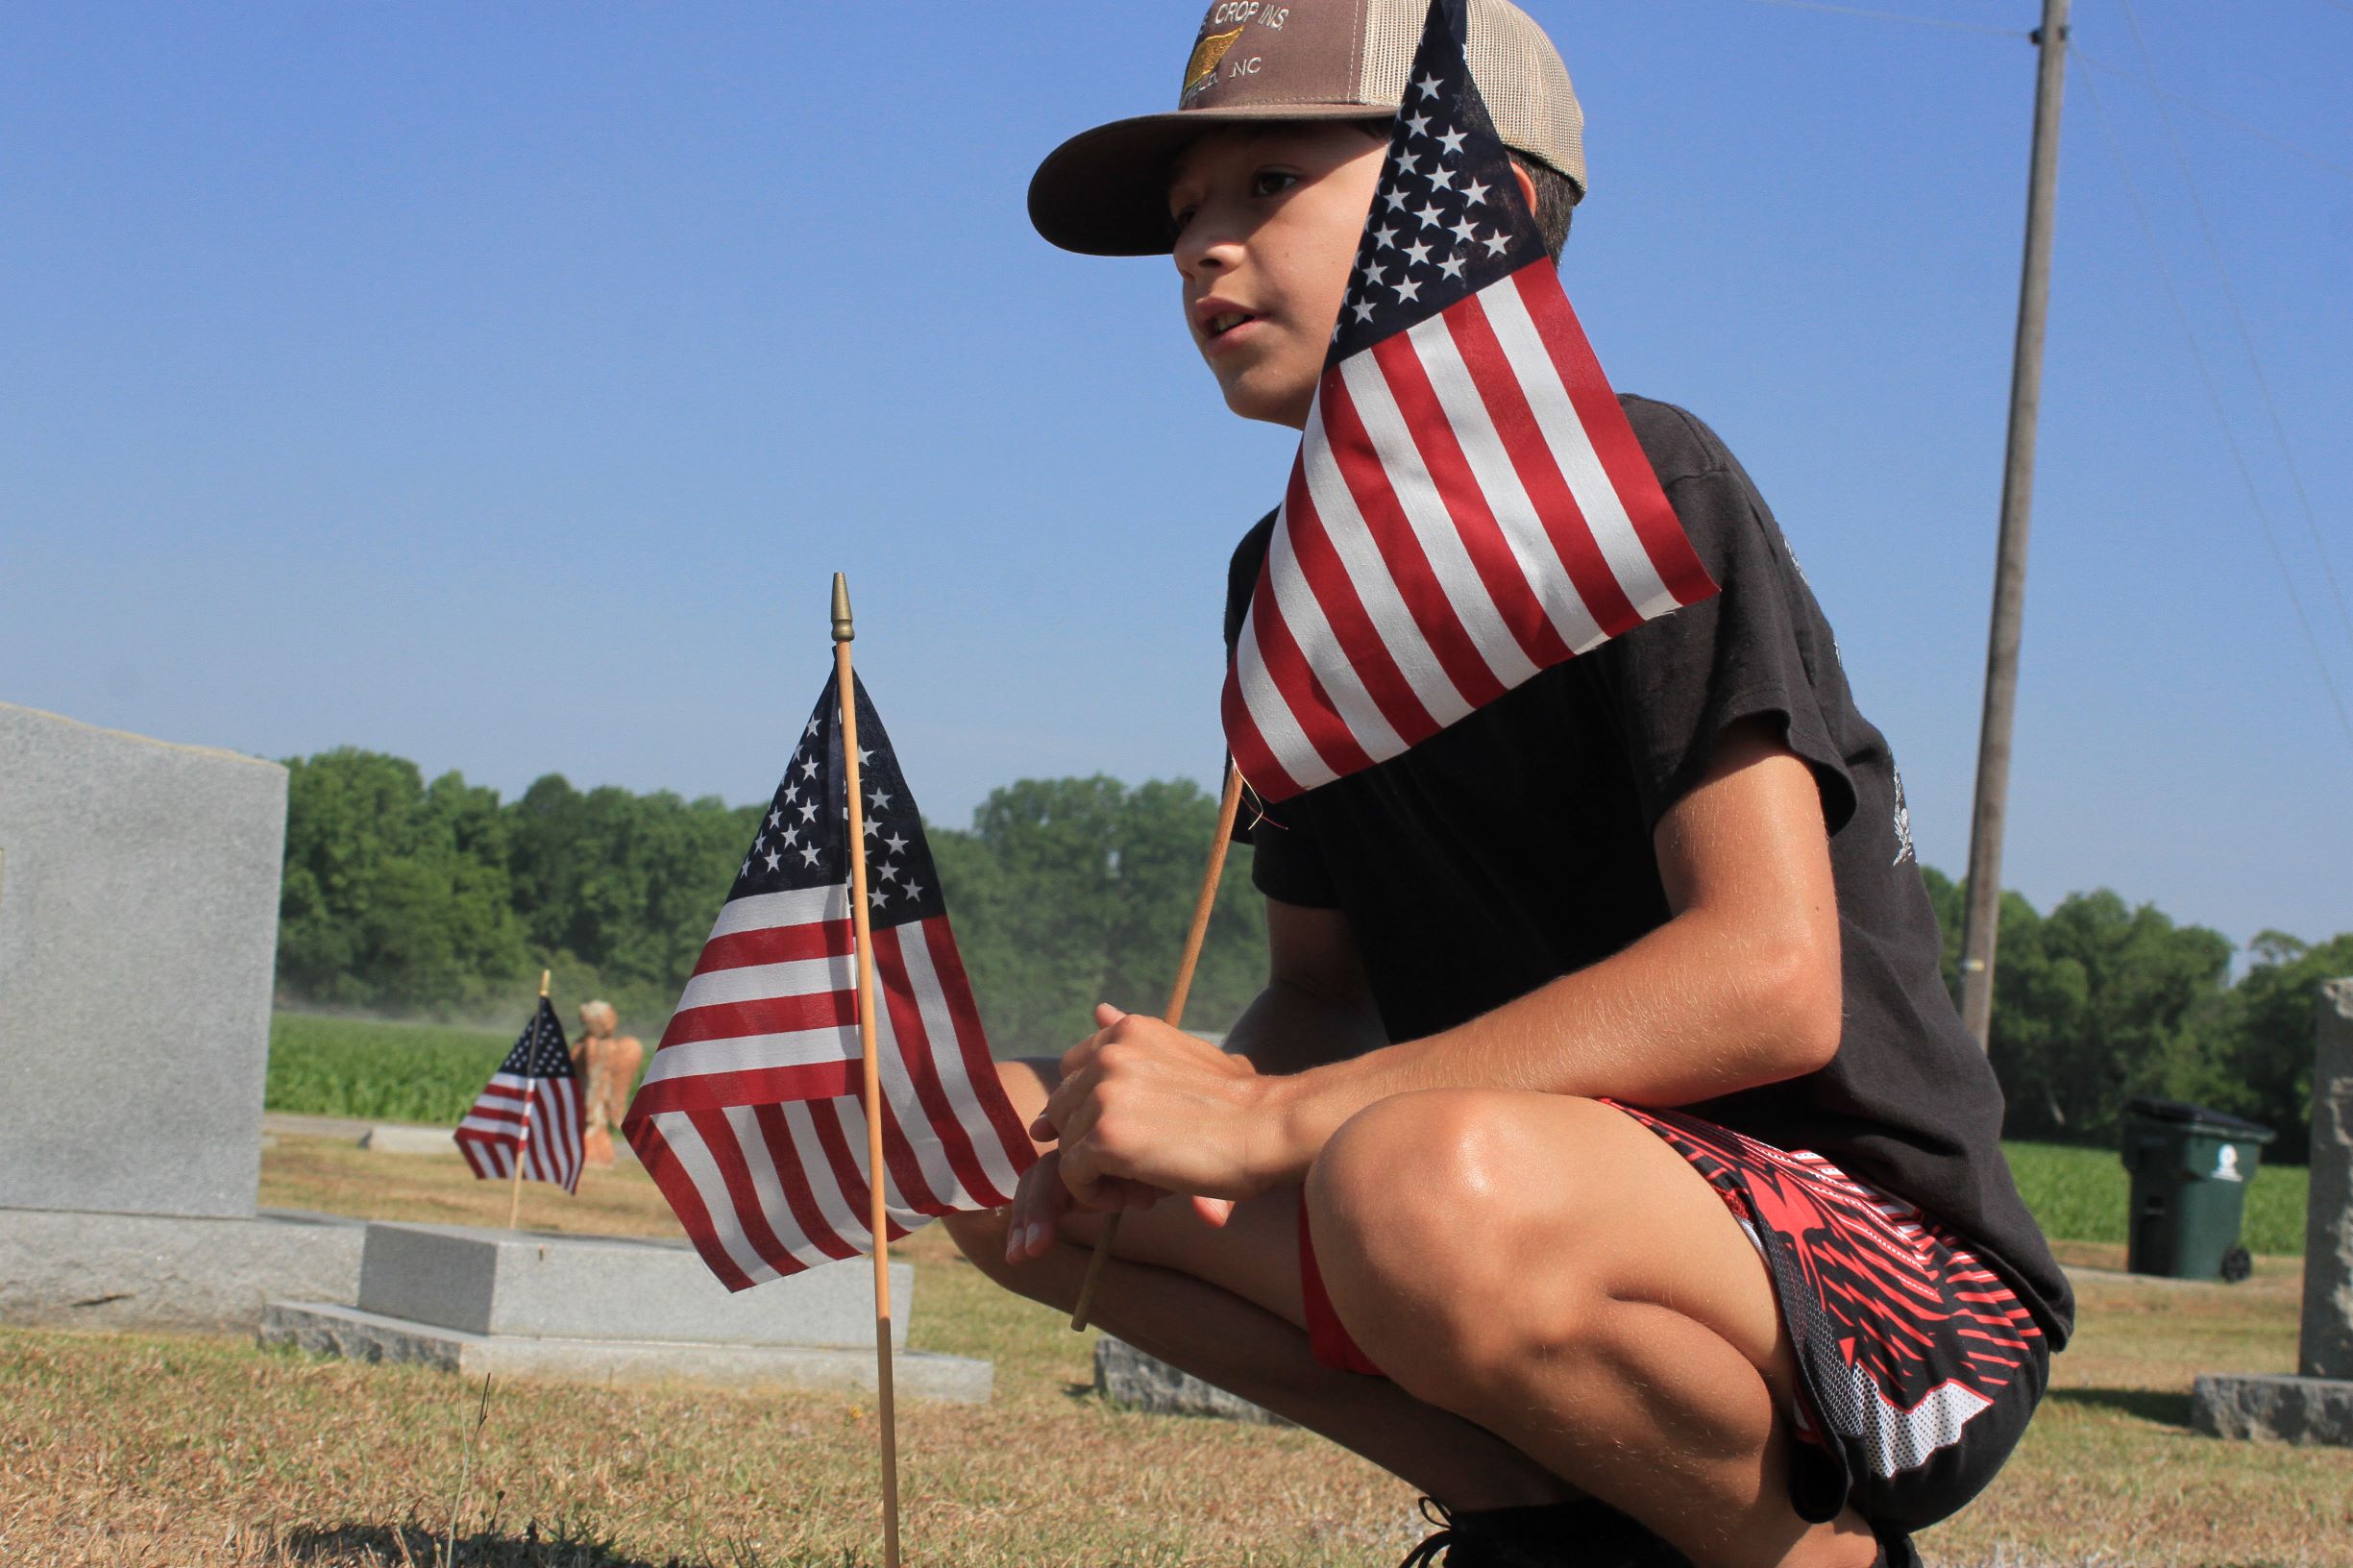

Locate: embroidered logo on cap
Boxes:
[1183,27,1244,99]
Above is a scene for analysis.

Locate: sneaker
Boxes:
[1396,1497,1693,1568]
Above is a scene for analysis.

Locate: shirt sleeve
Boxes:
[1595,403,1858,835]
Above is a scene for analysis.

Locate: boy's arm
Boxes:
[1223,899,1387,1077]
[1042,717,1841,1208]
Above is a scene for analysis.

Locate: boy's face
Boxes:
[1166,122,1386,430]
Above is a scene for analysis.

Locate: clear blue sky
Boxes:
[5,1,2347,951]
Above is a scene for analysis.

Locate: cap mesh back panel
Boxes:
[1356,0,1585,194]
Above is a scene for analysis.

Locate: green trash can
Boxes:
[2120,1096,2275,1282]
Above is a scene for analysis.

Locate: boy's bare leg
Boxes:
[1304,1089,1881,1568]
[952,1063,1885,1568]
[942,1060,1575,1512]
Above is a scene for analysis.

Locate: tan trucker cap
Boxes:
[1029,0,1585,257]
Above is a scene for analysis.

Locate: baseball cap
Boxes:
[1029,0,1586,257]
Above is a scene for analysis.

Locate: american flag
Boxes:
[1222,0,1718,802]
[621,673,1035,1291]
[454,996,584,1193]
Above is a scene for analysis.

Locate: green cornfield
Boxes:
[2004,1138,2309,1257]
[265,1013,515,1126]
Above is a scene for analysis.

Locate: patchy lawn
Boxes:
[1,1136,2344,1566]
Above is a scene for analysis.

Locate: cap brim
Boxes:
[1028,103,1388,257]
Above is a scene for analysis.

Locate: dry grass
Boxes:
[2,1137,2346,1567]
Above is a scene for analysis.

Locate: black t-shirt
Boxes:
[1223,394,2073,1346]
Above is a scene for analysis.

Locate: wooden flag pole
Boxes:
[1069,761,1245,1333]
[506,968,551,1231]
[833,573,902,1568]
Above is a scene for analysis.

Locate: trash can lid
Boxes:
[2122,1096,2276,1140]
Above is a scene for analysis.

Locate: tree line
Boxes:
[273,748,1264,1058]
[275,747,2344,1159]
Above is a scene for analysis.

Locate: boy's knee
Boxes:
[1311,1090,1548,1266]
[1307,1090,1613,1390]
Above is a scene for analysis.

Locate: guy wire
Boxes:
[2111,0,2353,661]
[1694,0,2028,39]
[2072,49,2353,752]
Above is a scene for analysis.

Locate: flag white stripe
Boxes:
[1295,399,1467,731]
[722,1105,842,1273]
[786,1100,872,1250]
[1234,609,1341,792]
[894,925,1022,1202]
[867,965,973,1208]
[1336,351,1539,688]
[674,954,858,1013]
[638,1027,860,1086]
[1407,313,1609,653]
[706,886,846,940]
[547,1082,581,1186]
[459,1138,510,1179]
[1262,491,1409,760]
[1479,276,1679,619]
[652,1110,783,1288]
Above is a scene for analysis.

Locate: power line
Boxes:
[2072,51,2353,752]
[1710,0,2029,38]
[2071,44,2353,184]
[2112,0,2353,660]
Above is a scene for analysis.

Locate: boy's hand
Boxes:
[1031,1004,1286,1216]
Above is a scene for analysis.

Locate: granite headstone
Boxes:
[2191,977,2353,1444]
[0,702,286,1218]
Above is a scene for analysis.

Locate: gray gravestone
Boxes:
[1093,1335,1288,1425]
[261,1222,992,1401]
[2191,977,2353,1444]
[0,702,286,1218]
[2299,978,2353,1381]
[0,703,369,1330]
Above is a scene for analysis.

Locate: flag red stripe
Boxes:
[691,920,856,977]
[808,1098,879,1244]
[547,1081,582,1191]
[1513,270,1711,602]
[659,990,856,1048]
[1361,331,1564,681]
[1278,451,1441,742]
[1241,540,1379,782]
[1443,291,1642,640]
[875,924,995,1205]
[872,1082,944,1217]
[1321,364,1514,710]
[919,917,1034,1191]
[625,1058,860,1117]
[689,1105,802,1279]
[809,1099,913,1246]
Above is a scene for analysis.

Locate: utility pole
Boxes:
[1959,0,2071,1051]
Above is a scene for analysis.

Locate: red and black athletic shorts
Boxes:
[1296,1102,2048,1546]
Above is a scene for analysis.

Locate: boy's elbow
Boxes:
[1751,921,1844,1079]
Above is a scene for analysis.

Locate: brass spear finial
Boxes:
[832,573,854,643]
[538,968,551,997]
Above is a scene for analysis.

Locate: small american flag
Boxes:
[454,996,584,1193]
[622,673,1035,1291]
[1223,0,1717,802]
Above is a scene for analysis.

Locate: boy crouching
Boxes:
[947,6,2071,1565]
